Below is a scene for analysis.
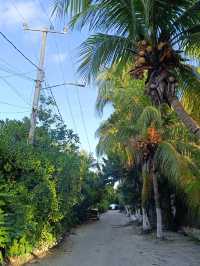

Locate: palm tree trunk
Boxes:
[168,95,200,138]
[147,70,200,139]
[142,163,151,232]
[142,208,151,232]
[150,160,163,239]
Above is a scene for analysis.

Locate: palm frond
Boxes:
[175,64,200,121]
[78,33,132,82]
[52,0,91,17]
[164,124,192,142]
[186,178,200,213]
[154,141,181,182]
[173,141,200,167]
[137,106,162,134]
[68,1,136,35]
[95,71,114,116]
[170,1,200,37]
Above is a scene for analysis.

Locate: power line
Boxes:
[66,37,92,153]
[29,3,89,150]
[34,3,80,137]
[0,111,29,114]
[48,87,65,123]
[76,87,92,153]
[0,31,39,70]
[54,39,78,134]
[0,77,30,106]
[54,37,92,152]
[36,0,54,27]
[0,100,30,109]
[0,67,35,81]
[0,56,23,71]
[43,83,58,120]
[0,57,36,77]
[10,0,27,23]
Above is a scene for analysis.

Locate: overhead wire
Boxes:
[10,0,27,23]
[33,1,79,133]
[0,67,35,81]
[36,0,54,27]
[0,56,36,78]
[0,56,26,71]
[51,11,91,152]
[49,87,65,123]
[7,1,40,114]
[0,31,39,70]
[0,100,30,109]
[0,111,30,114]
[76,88,92,153]
[65,34,92,153]
[0,77,30,106]
[20,0,74,136]
[53,39,79,133]
[57,45,92,152]
[15,1,91,152]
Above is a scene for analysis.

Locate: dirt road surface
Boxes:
[27,211,200,266]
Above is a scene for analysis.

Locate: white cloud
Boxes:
[0,1,46,28]
[51,52,68,63]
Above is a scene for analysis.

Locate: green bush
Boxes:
[0,95,109,262]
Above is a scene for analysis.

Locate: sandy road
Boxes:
[27,211,200,266]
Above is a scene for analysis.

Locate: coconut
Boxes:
[139,50,145,56]
[141,40,148,46]
[146,46,153,53]
[158,42,166,50]
[175,82,179,87]
[135,62,140,67]
[169,76,175,82]
[150,83,156,89]
[138,57,146,65]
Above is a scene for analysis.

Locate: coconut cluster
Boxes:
[130,127,161,161]
[130,40,178,80]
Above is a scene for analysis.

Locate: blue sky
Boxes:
[0,0,112,154]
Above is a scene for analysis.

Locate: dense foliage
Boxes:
[54,0,200,238]
[54,0,200,140]
[95,67,200,236]
[0,95,109,263]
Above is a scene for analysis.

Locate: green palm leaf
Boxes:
[137,106,162,134]
[78,33,132,82]
[154,142,181,182]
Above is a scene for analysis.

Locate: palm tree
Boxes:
[54,0,200,138]
[94,64,200,237]
[96,112,153,232]
[96,83,200,237]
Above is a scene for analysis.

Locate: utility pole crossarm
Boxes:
[24,26,67,35]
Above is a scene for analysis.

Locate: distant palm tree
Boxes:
[95,65,200,238]
[96,102,200,238]
[54,0,200,138]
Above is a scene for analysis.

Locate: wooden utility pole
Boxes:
[24,25,66,144]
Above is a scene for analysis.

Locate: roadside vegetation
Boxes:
[54,0,200,239]
[1,0,200,264]
[0,95,111,264]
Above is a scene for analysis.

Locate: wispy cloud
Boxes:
[0,1,46,28]
[51,53,68,63]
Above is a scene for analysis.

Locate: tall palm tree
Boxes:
[94,64,200,237]
[96,84,200,238]
[96,112,153,233]
[54,0,200,138]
